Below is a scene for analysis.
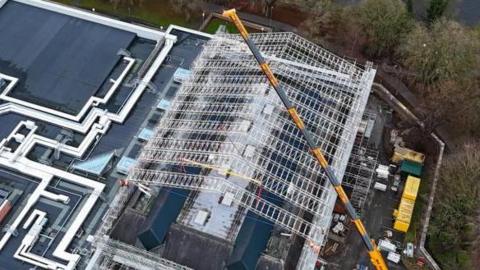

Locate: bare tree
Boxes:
[298,1,348,43]
[168,0,206,22]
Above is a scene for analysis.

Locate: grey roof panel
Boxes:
[0,1,136,114]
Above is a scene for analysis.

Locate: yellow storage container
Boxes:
[394,220,410,232]
[391,146,425,164]
[393,198,415,233]
[403,176,420,201]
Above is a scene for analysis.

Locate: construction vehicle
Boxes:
[221,9,388,270]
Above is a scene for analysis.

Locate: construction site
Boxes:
[0,1,429,270]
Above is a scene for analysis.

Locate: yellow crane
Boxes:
[221,9,388,270]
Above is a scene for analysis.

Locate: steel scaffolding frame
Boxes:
[342,111,378,212]
[93,236,192,270]
[86,186,191,270]
[128,32,375,260]
[343,146,378,212]
[129,168,319,239]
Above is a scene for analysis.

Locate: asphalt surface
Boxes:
[327,96,407,270]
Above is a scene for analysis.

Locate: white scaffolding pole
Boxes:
[86,186,191,270]
[128,168,322,240]
[105,31,374,270]
[129,32,373,249]
[92,236,192,270]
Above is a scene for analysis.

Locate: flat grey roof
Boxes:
[163,223,233,270]
[0,1,135,114]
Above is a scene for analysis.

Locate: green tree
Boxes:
[427,0,450,23]
[428,143,480,269]
[406,0,413,14]
[400,19,480,135]
[400,19,478,85]
[357,0,413,57]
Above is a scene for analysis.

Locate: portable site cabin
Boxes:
[400,160,423,177]
[391,146,425,164]
[393,198,415,232]
[378,239,396,253]
[387,252,401,264]
[374,182,387,192]
[376,164,390,179]
[402,176,420,201]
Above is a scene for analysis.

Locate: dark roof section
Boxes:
[0,1,135,114]
[110,207,147,245]
[137,188,189,250]
[227,211,274,270]
[163,223,233,270]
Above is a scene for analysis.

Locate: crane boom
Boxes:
[222,9,388,270]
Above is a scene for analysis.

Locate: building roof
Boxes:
[138,188,189,250]
[0,2,199,270]
[163,223,233,270]
[0,1,135,114]
[72,151,115,176]
[227,212,274,270]
[128,31,376,268]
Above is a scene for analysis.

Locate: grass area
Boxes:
[54,0,200,28]
[53,0,72,4]
[204,18,239,34]
[52,1,262,36]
